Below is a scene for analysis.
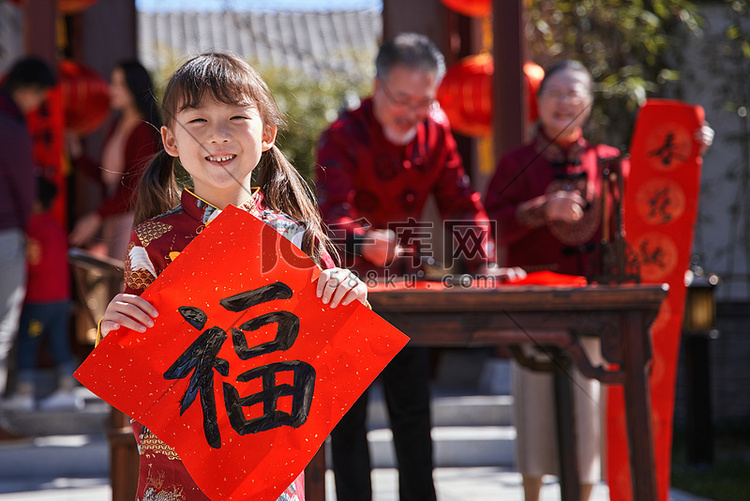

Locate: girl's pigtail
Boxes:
[133,149,180,226]
[258,146,340,267]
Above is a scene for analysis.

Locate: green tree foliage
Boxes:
[525,0,703,148]
[259,64,373,184]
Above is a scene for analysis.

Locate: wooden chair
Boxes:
[68,248,138,501]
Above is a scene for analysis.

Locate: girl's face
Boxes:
[537,69,593,144]
[109,67,136,113]
[161,97,277,208]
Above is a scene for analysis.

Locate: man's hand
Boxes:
[360,229,402,267]
[476,263,527,282]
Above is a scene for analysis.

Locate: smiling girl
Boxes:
[98,52,367,501]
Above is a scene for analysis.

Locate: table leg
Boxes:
[622,311,658,500]
[553,351,581,501]
[685,334,714,464]
[305,442,327,501]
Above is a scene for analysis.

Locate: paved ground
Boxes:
[0,365,714,500]
[0,464,712,501]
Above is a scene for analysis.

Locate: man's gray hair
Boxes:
[375,32,446,81]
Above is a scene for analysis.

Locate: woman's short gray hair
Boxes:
[538,59,594,98]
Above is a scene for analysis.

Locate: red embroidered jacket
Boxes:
[123,189,330,501]
[484,127,628,278]
[315,98,493,275]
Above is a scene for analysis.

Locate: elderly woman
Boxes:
[485,58,609,501]
[484,59,713,501]
[69,60,161,261]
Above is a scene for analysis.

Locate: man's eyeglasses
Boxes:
[539,88,589,105]
[379,82,436,112]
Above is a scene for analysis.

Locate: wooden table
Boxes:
[305,282,667,501]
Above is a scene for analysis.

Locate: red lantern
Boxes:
[59,60,110,135]
[439,0,491,18]
[523,61,545,123]
[438,56,545,137]
[3,0,100,13]
[437,53,494,137]
[57,0,100,13]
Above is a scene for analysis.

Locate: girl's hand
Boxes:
[100,293,159,338]
[316,268,368,308]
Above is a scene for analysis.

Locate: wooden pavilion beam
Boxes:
[23,0,57,64]
[492,0,527,161]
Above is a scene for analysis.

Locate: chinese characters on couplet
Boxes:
[648,131,687,167]
[164,281,315,449]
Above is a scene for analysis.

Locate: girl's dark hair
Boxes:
[537,59,594,97]
[134,52,337,266]
[117,60,161,128]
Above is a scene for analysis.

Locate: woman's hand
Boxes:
[70,212,103,247]
[696,123,714,156]
[66,131,83,160]
[544,190,587,223]
[316,268,368,308]
[100,293,159,338]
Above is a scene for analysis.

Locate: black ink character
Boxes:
[166,281,315,448]
[639,239,667,269]
[164,308,230,449]
[223,360,315,434]
[648,132,687,166]
[221,282,300,359]
[648,187,673,224]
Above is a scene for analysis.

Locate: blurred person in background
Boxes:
[69,60,161,261]
[0,56,56,440]
[2,178,81,413]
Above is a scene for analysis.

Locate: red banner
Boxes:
[25,85,66,226]
[607,99,704,501]
[75,206,409,501]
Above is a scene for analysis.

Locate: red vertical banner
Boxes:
[25,85,66,227]
[607,99,704,501]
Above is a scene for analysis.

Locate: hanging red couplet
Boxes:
[25,85,66,227]
[74,205,409,501]
[607,99,704,501]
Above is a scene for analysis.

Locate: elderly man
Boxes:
[316,32,517,501]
